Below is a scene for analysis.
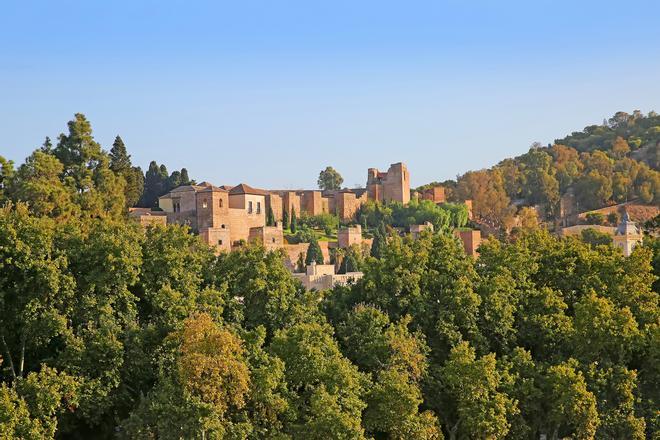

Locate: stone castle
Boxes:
[129,161,481,279]
[151,162,410,252]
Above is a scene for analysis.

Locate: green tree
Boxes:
[436,342,517,440]
[109,136,144,207]
[317,166,344,191]
[269,322,367,439]
[290,207,298,233]
[543,361,600,439]
[282,208,290,230]
[306,237,324,265]
[266,206,275,226]
[12,151,76,218]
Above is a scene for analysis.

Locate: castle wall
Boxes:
[265,193,283,222]
[282,191,301,217]
[301,191,324,216]
[249,225,284,251]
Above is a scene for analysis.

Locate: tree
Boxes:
[282,208,290,230]
[139,161,168,208]
[370,223,387,258]
[12,151,76,218]
[306,237,324,265]
[317,166,344,191]
[290,207,298,233]
[109,136,144,207]
[581,228,613,247]
[266,206,275,226]
[269,322,367,439]
[611,136,630,159]
[109,136,131,175]
[543,361,600,439]
[437,342,517,440]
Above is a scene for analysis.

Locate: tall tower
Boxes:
[612,211,643,257]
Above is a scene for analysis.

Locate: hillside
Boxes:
[431,110,660,229]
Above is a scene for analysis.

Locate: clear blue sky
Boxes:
[2,1,660,189]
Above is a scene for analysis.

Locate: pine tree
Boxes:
[267,207,275,226]
[39,137,53,154]
[282,209,290,230]
[305,237,324,265]
[109,136,131,174]
[290,207,298,233]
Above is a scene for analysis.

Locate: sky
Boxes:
[2,1,660,189]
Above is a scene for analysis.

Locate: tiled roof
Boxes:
[229,183,268,196]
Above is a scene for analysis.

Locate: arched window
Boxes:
[202,199,208,209]
[219,199,223,208]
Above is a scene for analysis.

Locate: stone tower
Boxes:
[366,162,410,204]
[612,211,643,257]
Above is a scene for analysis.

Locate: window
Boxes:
[219,199,223,208]
[173,201,181,213]
[248,201,253,213]
[221,224,226,229]
[257,202,261,214]
[272,237,276,243]
[202,199,208,209]
[218,239,223,245]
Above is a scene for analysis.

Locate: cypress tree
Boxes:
[290,207,298,233]
[305,237,324,265]
[267,207,275,226]
[282,209,290,230]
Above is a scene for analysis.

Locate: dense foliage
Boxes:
[1,111,658,439]
[451,111,660,228]
[0,201,657,439]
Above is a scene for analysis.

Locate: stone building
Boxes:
[337,225,363,248]
[128,208,168,227]
[157,162,411,252]
[612,211,644,257]
[367,162,411,204]
[454,229,482,257]
[292,262,363,290]
[410,222,434,239]
[419,186,446,204]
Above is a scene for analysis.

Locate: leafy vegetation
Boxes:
[450,111,660,228]
[0,112,659,439]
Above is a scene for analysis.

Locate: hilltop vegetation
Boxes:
[430,111,660,229]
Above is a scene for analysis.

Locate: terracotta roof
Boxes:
[198,183,228,193]
[229,183,268,196]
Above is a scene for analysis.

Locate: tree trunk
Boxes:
[1,335,16,380]
[18,334,25,377]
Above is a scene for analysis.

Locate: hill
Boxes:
[429,110,660,229]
